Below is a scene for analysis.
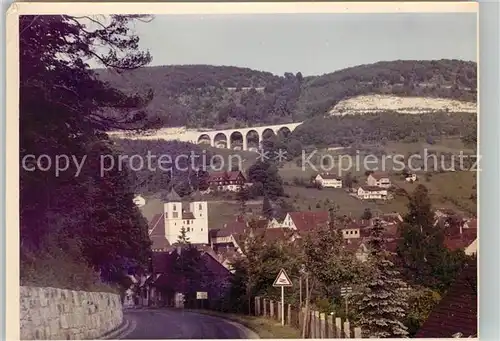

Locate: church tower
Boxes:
[163,188,183,244]
[189,190,209,244]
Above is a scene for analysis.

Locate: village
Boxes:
[128,168,477,324]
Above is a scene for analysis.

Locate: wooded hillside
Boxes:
[97,59,477,129]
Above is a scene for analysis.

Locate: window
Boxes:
[199,204,202,210]
[173,205,177,211]
[187,220,190,225]
[173,212,178,218]
[201,228,203,231]
[187,227,190,232]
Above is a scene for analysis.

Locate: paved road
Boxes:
[120,309,259,339]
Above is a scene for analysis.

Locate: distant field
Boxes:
[139,192,263,229]
[281,169,476,218]
[139,138,476,227]
[283,185,405,217]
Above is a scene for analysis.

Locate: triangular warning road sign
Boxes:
[273,268,293,287]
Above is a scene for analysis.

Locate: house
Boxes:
[267,218,282,228]
[416,261,477,338]
[281,211,330,233]
[133,195,146,207]
[340,222,362,239]
[148,189,209,247]
[443,226,477,256]
[141,247,234,309]
[314,173,343,188]
[357,186,389,200]
[208,220,247,256]
[366,173,392,188]
[405,173,417,182]
[208,171,248,192]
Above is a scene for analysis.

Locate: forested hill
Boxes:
[97,59,477,129]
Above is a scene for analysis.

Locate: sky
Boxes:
[130,13,477,76]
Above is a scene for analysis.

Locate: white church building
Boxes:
[149,189,209,248]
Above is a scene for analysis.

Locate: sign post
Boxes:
[273,269,293,326]
[340,286,353,321]
[196,291,208,310]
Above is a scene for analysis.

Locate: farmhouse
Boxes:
[314,173,343,188]
[366,173,392,188]
[208,170,248,192]
[357,186,389,200]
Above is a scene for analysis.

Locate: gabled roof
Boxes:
[261,228,299,243]
[317,172,341,180]
[444,228,477,252]
[416,261,477,338]
[208,171,246,182]
[368,172,389,180]
[359,185,387,192]
[288,211,329,232]
[209,222,247,239]
[148,213,170,250]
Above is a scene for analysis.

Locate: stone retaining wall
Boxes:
[20,286,123,340]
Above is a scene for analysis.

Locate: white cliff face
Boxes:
[329,95,477,115]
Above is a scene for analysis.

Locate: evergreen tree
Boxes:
[19,15,157,286]
[247,160,284,199]
[173,245,202,307]
[236,184,249,218]
[396,185,467,291]
[361,208,373,220]
[262,196,273,219]
[357,219,409,338]
[177,227,190,245]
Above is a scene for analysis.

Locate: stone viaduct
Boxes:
[110,122,303,151]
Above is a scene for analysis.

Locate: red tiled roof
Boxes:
[288,211,329,232]
[444,231,477,252]
[209,222,247,239]
[261,228,298,243]
[416,261,477,338]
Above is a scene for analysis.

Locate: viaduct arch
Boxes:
[195,122,302,151]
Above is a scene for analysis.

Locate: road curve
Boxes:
[120,309,259,339]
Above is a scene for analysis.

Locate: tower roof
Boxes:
[164,188,181,202]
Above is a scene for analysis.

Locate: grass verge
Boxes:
[187,309,301,339]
